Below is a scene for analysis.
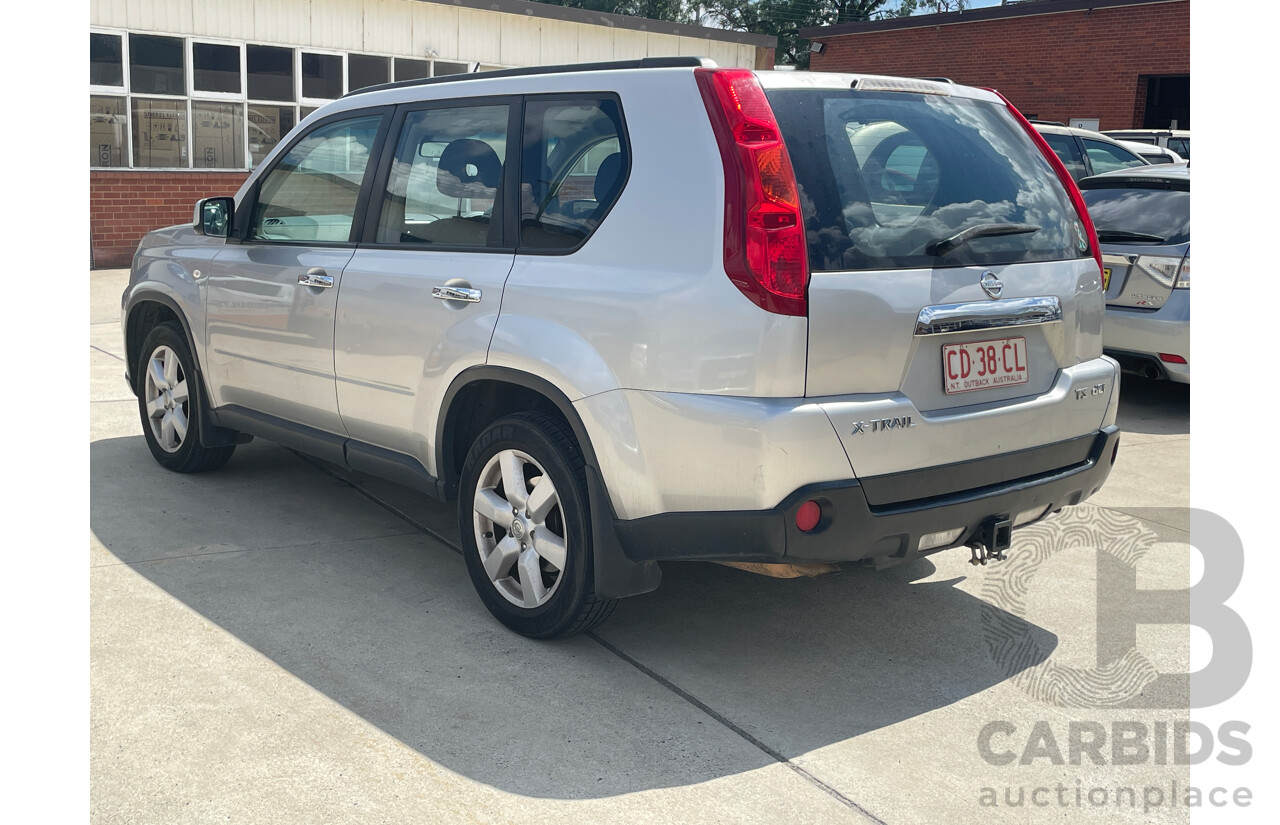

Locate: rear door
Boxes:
[766,82,1106,475]
[334,98,518,476]
[205,110,389,440]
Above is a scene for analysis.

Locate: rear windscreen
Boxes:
[766,89,1091,272]
[1081,186,1190,245]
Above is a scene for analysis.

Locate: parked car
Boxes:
[1102,128,1190,161]
[121,60,1120,637]
[1032,121,1150,181]
[1078,163,1190,383]
[1116,139,1184,165]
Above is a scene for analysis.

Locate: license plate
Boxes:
[942,337,1029,394]
[1103,267,1112,291]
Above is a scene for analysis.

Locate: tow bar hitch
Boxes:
[968,517,1013,565]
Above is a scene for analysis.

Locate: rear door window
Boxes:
[768,89,1090,272]
[374,103,511,247]
[1082,138,1148,175]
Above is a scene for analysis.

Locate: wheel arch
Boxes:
[437,366,661,601]
[124,291,202,397]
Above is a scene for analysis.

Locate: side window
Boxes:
[519,97,628,251]
[1168,137,1190,159]
[1083,138,1148,175]
[249,114,382,243]
[376,104,510,247]
[1042,133,1086,181]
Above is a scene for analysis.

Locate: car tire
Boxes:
[136,321,235,473]
[458,412,617,638]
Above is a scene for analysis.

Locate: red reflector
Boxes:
[796,501,822,533]
[1159,353,1188,365]
[696,68,809,317]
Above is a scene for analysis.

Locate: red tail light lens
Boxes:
[984,88,1105,281]
[696,69,809,317]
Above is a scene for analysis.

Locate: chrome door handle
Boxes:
[432,285,482,303]
[298,268,334,288]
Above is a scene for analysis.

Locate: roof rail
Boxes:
[344,56,717,98]
[918,77,955,84]
[1027,119,1066,126]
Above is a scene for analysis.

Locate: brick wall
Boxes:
[810,0,1188,130]
[90,171,250,269]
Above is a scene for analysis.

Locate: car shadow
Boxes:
[92,435,1056,799]
[1116,374,1189,436]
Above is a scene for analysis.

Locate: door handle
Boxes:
[299,268,334,288]
[432,285,482,303]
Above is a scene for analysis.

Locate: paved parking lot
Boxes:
[91,268,1191,824]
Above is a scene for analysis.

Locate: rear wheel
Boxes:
[458,412,616,638]
[136,321,235,473]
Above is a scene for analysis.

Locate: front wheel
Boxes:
[458,412,616,638]
[136,321,235,473]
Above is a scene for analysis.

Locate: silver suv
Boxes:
[121,59,1121,637]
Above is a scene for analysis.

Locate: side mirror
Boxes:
[193,197,234,237]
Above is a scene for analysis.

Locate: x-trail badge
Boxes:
[980,270,1004,299]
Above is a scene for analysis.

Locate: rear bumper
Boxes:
[1104,290,1189,383]
[614,426,1120,565]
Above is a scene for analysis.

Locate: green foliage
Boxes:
[526,0,972,69]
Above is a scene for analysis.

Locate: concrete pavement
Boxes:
[91,268,1192,824]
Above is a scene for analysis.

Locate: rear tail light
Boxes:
[985,88,1104,281]
[1135,254,1191,290]
[696,68,809,317]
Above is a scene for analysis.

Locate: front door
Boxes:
[204,111,387,436]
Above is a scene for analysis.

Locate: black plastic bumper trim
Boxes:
[614,426,1119,565]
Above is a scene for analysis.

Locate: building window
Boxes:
[248,104,296,168]
[433,60,470,76]
[193,43,241,94]
[90,96,127,166]
[193,101,245,168]
[247,45,294,101]
[131,97,188,167]
[394,58,429,82]
[130,34,185,95]
[302,53,343,100]
[348,54,388,92]
[91,33,124,87]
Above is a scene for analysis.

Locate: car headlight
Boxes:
[1135,254,1190,290]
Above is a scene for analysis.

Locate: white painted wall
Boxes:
[92,0,762,68]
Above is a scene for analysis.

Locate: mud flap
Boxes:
[586,464,661,599]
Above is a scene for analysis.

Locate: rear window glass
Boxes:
[1081,186,1190,245]
[767,89,1090,272]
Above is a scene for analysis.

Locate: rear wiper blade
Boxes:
[1096,229,1166,244]
[927,223,1041,257]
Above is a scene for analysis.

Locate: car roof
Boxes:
[1031,123,1135,144]
[1102,128,1191,138]
[1078,162,1189,187]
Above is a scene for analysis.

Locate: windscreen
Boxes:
[766,89,1092,272]
[1081,186,1190,246]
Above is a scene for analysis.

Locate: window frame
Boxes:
[89,26,508,172]
[358,95,522,253]
[233,106,395,249]
[513,91,632,257]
